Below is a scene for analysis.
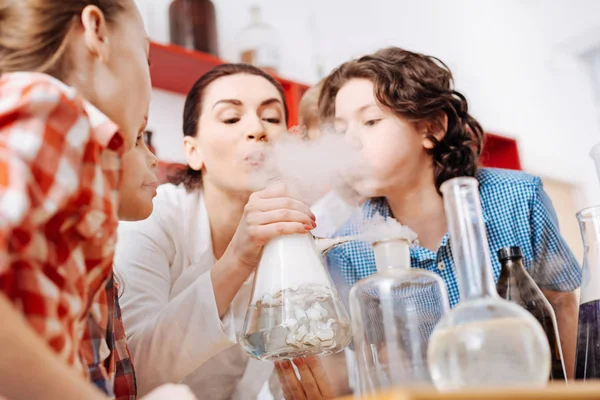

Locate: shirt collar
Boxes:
[8,72,124,154]
[363,194,490,261]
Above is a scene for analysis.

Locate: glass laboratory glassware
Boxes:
[427,177,550,391]
[349,236,449,395]
[496,246,566,381]
[239,233,352,361]
[575,205,600,380]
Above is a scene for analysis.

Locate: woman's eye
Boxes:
[136,135,143,146]
[263,118,281,124]
[365,119,381,127]
[223,118,240,124]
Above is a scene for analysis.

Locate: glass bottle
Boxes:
[237,5,280,75]
[575,205,600,380]
[239,233,352,361]
[349,236,449,395]
[496,246,566,381]
[427,177,550,391]
[169,0,219,56]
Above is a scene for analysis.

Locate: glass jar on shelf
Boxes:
[237,5,280,75]
[169,0,219,56]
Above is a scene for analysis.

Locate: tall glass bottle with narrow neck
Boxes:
[496,246,566,381]
[427,177,550,391]
[349,236,449,395]
[575,205,600,380]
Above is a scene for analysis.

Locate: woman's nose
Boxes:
[246,117,268,142]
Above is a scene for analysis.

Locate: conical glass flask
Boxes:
[427,177,550,391]
[496,246,566,381]
[349,236,449,395]
[575,205,600,380]
[239,233,352,361]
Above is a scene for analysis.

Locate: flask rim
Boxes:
[372,237,411,247]
[497,246,523,262]
[440,176,479,195]
[576,205,600,221]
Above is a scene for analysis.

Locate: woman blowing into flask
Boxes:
[115,63,336,400]
[322,47,581,378]
[0,0,194,398]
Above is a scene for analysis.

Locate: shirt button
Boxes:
[438,261,446,271]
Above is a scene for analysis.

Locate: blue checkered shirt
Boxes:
[326,168,582,308]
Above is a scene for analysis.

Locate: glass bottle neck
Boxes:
[442,177,497,301]
[372,239,411,272]
[500,258,526,274]
[250,6,262,24]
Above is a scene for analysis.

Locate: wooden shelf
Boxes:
[149,42,522,171]
[149,42,309,126]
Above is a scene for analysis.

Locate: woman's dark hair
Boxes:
[318,47,484,192]
[172,63,289,190]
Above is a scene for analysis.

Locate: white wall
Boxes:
[137,0,600,208]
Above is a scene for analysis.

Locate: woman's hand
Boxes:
[275,357,335,400]
[140,384,197,399]
[227,182,316,272]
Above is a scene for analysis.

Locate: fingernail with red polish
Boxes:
[304,224,313,231]
[293,358,303,367]
[311,214,316,221]
[282,360,291,369]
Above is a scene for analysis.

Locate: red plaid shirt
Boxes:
[0,72,135,399]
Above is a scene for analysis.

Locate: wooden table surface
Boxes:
[338,382,600,400]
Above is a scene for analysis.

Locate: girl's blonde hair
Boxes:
[299,79,325,129]
[0,0,126,79]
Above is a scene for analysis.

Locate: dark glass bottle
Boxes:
[169,0,218,56]
[575,206,600,381]
[496,246,566,381]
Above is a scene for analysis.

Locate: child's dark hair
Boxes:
[173,63,289,190]
[319,47,484,192]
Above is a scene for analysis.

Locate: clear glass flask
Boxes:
[427,177,551,391]
[496,246,566,381]
[575,205,600,380]
[239,233,352,361]
[349,236,449,395]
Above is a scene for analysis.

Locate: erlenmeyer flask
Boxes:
[575,205,600,380]
[427,177,550,391]
[349,236,449,395]
[239,233,352,361]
